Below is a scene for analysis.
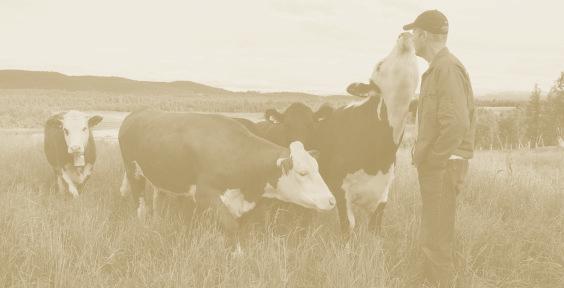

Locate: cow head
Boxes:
[264,141,335,211]
[264,103,318,149]
[369,32,419,143]
[46,110,103,166]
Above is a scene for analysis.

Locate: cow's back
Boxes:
[234,118,287,147]
[119,110,280,193]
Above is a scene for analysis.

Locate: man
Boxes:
[403,10,476,287]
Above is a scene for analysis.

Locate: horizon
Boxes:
[1,0,563,95]
[0,69,542,99]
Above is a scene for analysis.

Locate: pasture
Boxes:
[0,132,562,287]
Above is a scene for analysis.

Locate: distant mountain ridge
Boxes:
[0,70,232,96]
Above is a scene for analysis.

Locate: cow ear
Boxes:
[265,109,283,124]
[276,157,293,175]
[88,115,103,127]
[46,116,62,128]
[314,104,333,121]
[346,80,381,97]
[307,149,320,160]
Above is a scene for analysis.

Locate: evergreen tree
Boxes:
[525,84,542,147]
[542,72,564,145]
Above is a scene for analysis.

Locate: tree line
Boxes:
[474,72,564,149]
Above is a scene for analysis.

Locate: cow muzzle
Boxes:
[314,194,336,211]
[72,152,85,166]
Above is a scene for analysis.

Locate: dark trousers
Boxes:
[417,159,469,287]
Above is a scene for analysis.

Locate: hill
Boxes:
[0,70,232,96]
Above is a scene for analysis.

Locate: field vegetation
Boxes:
[0,136,562,287]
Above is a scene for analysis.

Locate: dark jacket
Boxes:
[413,47,476,168]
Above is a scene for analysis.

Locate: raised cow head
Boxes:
[372,32,419,143]
[264,141,335,211]
[46,110,103,166]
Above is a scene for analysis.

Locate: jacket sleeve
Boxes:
[425,66,470,166]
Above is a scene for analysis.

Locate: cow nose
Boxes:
[69,145,81,152]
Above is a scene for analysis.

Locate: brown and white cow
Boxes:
[313,32,419,234]
[44,110,103,198]
[118,110,335,237]
[129,104,325,225]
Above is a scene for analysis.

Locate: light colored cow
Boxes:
[44,110,103,198]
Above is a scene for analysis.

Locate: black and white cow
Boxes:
[234,102,323,150]
[44,110,103,198]
[118,109,335,235]
[313,32,419,234]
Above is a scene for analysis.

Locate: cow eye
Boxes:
[63,128,69,135]
[82,127,87,132]
[298,171,308,176]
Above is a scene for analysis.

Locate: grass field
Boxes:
[0,135,562,287]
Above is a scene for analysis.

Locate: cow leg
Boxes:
[61,169,79,199]
[368,202,387,235]
[194,183,240,252]
[368,164,394,235]
[123,161,147,221]
[132,181,147,221]
[56,173,67,196]
[79,164,93,192]
[119,172,131,197]
[194,185,239,232]
[76,183,85,194]
[344,192,356,231]
[327,180,351,236]
[152,186,162,220]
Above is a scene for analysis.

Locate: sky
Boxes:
[1,0,562,96]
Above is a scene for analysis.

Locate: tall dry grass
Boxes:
[0,136,562,287]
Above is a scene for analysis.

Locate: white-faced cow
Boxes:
[118,109,335,238]
[231,103,331,230]
[234,102,323,150]
[313,32,419,234]
[44,110,103,198]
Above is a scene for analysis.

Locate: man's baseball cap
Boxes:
[403,10,449,34]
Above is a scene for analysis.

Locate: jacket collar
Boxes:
[422,47,450,77]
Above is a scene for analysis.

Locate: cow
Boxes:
[234,102,323,150]
[142,104,324,225]
[313,32,419,235]
[44,110,103,198]
[118,109,335,241]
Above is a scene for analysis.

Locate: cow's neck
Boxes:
[382,92,410,144]
[373,51,418,145]
[240,143,287,198]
